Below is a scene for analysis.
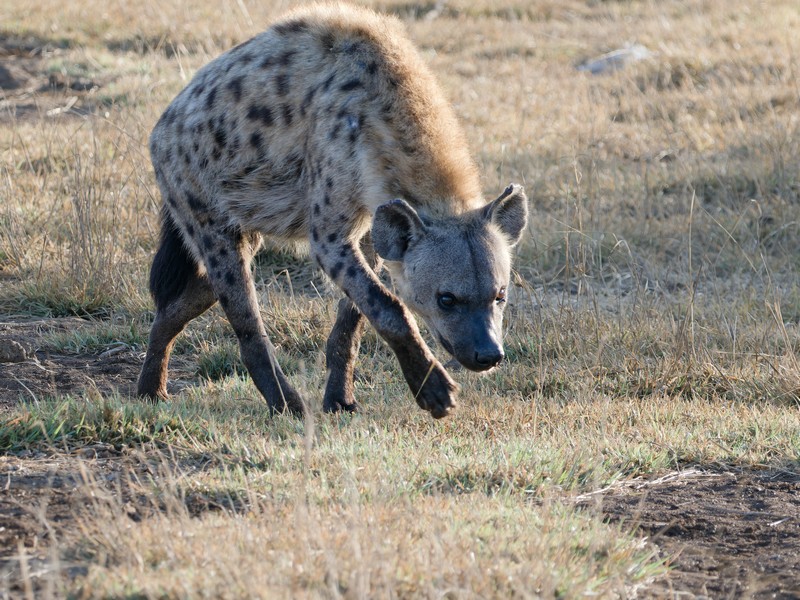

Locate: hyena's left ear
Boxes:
[372,199,428,261]
[483,184,529,247]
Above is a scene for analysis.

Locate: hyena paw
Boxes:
[412,361,459,419]
[322,390,359,414]
[270,386,307,417]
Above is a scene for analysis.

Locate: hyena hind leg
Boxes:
[137,214,217,400]
[323,297,366,413]
[322,237,382,414]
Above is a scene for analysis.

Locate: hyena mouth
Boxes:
[437,334,455,356]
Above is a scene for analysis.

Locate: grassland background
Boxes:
[1,0,799,597]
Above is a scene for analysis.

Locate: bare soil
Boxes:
[0,33,106,122]
[0,319,196,411]
[0,319,798,597]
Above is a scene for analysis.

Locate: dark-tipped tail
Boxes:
[149,211,197,311]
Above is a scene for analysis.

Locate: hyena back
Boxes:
[137,3,528,419]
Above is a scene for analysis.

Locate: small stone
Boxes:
[0,339,29,363]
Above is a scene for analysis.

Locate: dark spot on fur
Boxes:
[260,55,275,69]
[186,224,194,236]
[325,177,333,190]
[212,146,222,161]
[213,126,227,150]
[346,265,357,279]
[327,232,337,243]
[219,293,229,307]
[208,255,219,268]
[192,141,199,153]
[202,234,213,250]
[186,192,206,211]
[340,41,363,55]
[247,105,274,126]
[278,50,297,66]
[320,243,327,254]
[249,131,264,152]
[199,155,209,170]
[158,107,176,128]
[312,227,319,242]
[340,79,362,92]
[367,61,378,75]
[324,194,331,206]
[330,261,344,280]
[205,86,217,110]
[219,247,228,257]
[281,104,293,125]
[320,32,335,50]
[225,271,236,286]
[274,19,308,35]
[275,72,290,96]
[239,53,254,65]
[191,83,205,97]
[321,72,335,91]
[339,247,348,258]
[401,140,417,155]
[329,123,340,140]
[167,194,177,207]
[227,76,244,102]
[313,204,320,216]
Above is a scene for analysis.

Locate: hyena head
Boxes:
[373,185,528,372]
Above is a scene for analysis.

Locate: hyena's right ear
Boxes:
[372,199,427,261]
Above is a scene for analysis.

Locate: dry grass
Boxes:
[1,0,800,597]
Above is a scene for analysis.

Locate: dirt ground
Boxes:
[0,319,798,598]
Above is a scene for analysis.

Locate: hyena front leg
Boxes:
[312,229,458,418]
[322,236,382,413]
[201,228,305,416]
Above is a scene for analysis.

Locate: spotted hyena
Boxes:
[137,3,528,419]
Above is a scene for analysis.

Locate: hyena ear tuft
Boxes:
[372,199,427,261]
[484,183,529,247]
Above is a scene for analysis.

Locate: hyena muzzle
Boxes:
[137,3,528,419]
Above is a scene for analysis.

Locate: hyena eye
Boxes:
[437,293,457,310]
[495,287,507,304]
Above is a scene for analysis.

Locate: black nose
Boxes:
[475,348,504,368]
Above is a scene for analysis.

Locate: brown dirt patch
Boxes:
[594,468,800,598]
[0,319,196,410]
[0,34,106,122]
